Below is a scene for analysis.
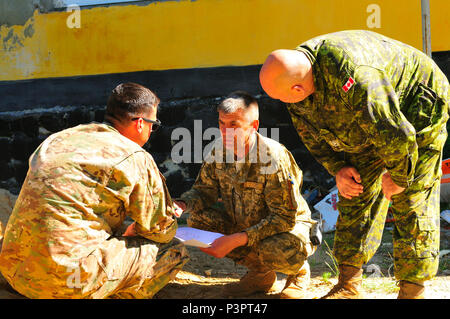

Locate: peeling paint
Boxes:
[1,19,35,51]
[56,0,197,9]
[0,14,39,78]
[0,0,448,82]
[0,0,58,26]
[23,23,35,38]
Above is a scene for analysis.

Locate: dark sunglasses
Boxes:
[131,117,162,132]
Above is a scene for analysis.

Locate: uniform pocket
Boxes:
[319,128,368,153]
[243,183,264,206]
[414,216,439,258]
[242,183,266,221]
[393,208,439,259]
[410,147,442,190]
[408,83,437,133]
[319,129,345,152]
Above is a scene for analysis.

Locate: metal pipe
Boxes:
[421,0,432,57]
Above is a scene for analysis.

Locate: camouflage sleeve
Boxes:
[287,107,347,176]
[109,151,177,243]
[180,161,219,213]
[244,150,304,246]
[349,66,418,188]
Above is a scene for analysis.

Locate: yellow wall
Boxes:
[0,0,448,81]
[430,0,450,52]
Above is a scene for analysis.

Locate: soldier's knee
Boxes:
[256,235,308,274]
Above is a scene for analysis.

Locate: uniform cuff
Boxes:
[135,220,177,243]
[388,154,416,189]
[244,227,258,247]
[180,191,202,212]
[326,161,348,177]
[389,174,412,189]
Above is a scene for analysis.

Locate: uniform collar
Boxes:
[102,120,120,132]
[293,47,326,114]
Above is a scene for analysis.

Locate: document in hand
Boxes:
[175,227,224,248]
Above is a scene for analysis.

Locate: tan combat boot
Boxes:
[223,269,277,296]
[320,265,363,299]
[279,261,310,299]
[224,251,277,296]
[397,280,425,299]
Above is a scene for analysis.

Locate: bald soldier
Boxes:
[175,91,317,299]
[260,30,449,299]
[0,83,189,299]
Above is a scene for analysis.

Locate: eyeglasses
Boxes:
[131,117,162,132]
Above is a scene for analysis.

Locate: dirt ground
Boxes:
[153,230,450,299]
[1,223,449,300]
[152,216,450,299]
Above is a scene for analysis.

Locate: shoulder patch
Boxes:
[342,76,355,92]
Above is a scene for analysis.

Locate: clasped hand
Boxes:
[336,166,405,200]
[173,200,186,218]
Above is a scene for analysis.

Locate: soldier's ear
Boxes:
[292,84,304,93]
[251,120,259,131]
[135,118,144,133]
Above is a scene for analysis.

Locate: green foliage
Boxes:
[322,271,332,282]
[323,239,339,278]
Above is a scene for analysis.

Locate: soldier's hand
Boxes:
[173,201,186,218]
[200,232,248,258]
[123,222,137,236]
[382,172,405,201]
[336,166,364,199]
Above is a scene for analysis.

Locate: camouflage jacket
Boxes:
[288,30,449,188]
[0,123,177,282]
[180,133,315,247]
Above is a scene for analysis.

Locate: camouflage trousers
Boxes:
[80,236,189,299]
[7,236,189,299]
[188,203,313,275]
[334,140,445,284]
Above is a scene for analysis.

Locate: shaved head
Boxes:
[259,49,315,103]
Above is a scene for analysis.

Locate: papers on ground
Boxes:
[441,210,450,224]
[313,186,339,233]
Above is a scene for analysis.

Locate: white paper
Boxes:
[175,227,224,248]
[441,210,450,224]
[313,187,339,233]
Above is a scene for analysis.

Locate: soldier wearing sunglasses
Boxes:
[0,82,188,299]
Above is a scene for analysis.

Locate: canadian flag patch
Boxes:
[342,77,355,92]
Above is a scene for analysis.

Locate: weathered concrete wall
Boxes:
[1,0,449,83]
[0,0,448,200]
[0,95,335,197]
[0,0,63,27]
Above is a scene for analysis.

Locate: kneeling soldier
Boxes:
[175,91,317,298]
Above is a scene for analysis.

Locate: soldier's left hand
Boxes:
[173,201,186,218]
[123,222,137,236]
[200,232,248,258]
[382,172,405,201]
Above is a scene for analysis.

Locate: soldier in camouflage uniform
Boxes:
[175,91,317,299]
[0,83,189,299]
[260,30,449,299]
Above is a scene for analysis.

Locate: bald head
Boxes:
[259,49,315,103]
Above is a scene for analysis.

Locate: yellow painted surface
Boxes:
[430,0,450,52]
[0,0,448,81]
